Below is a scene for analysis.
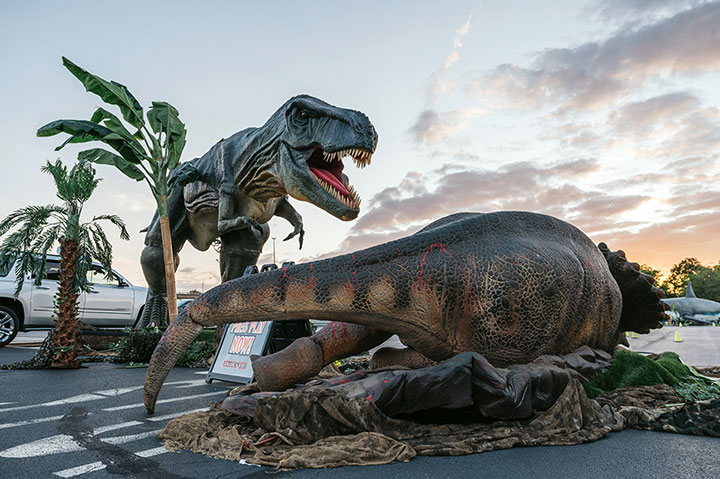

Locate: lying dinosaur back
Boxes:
[145,211,667,412]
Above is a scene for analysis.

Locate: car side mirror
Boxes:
[118,278,129,288]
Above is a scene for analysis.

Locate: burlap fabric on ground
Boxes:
[159,378,623,468]
[596,385,720,437]
[159,347,623,468]
[158,347,719,469]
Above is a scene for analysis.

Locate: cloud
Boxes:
[467,2,720,113]
[409,14,476,145]
[312,149,720,274]
[590,0,706,24]
[537,88,720,163]
[456,15,472,36]
[407,107,484,145]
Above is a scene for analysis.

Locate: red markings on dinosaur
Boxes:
[415,242,475,301]
[418,243,451,278]
[392,241,402,254]
[329,321,348,339]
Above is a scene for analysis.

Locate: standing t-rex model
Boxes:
[138,95,377,326]
[144,211,668,413]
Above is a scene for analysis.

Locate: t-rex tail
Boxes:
[598,242,668,334]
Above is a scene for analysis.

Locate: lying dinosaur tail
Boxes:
[144,311,203,414]
[598,242,668,334]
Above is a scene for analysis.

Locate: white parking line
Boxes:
[0,414,68,430]
[0,421,144,458]
[0,394,106,413]
[0,429,160,458]
[102,391,224,412]
[145,407,207,421]
[0,380,215,415]
[52,446,167,478]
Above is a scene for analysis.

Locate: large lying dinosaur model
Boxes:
[144,211,668,413]
[138,95,377,326]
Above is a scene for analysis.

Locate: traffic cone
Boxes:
[631,332,638,338]
[679,322,683,327]
[674,331,683,342]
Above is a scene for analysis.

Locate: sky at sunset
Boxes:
[1,0,719,293]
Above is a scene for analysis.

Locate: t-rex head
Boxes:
[273,95,378,221]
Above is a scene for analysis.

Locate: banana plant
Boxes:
[37,57,192,323]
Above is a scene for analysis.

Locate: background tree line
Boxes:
[641,258,720,302]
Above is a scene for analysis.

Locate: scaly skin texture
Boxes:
[138,95,377,327]
[144,211,667,413]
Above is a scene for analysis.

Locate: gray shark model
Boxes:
[661,282,720,325]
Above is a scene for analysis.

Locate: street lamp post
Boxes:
[272,237,277,265]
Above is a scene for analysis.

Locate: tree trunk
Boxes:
[159,196,178,323]
[49,238,80,369]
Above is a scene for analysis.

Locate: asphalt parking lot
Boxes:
[1,326,718,478]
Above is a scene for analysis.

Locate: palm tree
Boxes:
[0,159,128,368]
[38,57,190,324]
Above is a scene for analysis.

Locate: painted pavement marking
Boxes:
[1,428,160,458]
[52,446,167,478]
[0,414,69,430]
[102,391,224,412]
[0,379,214,414]
[145,407,207,421]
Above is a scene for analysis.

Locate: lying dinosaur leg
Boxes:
[370,345,435,369]
[252,322,391,391]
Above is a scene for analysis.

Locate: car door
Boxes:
[29,259,89,327]
[80,266,135,326]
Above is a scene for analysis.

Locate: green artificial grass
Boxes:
[585,348,720,401]
[111,326,215,366]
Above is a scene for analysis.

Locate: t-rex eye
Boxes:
[300,111,308,118]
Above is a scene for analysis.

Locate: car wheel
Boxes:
[0,305,20,347]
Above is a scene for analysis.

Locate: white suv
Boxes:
[0,255,148,346]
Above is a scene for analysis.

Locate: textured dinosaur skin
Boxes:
[138,95,377,327]
[144,211,667,413]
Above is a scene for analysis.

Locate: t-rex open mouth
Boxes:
[307,147,371,209]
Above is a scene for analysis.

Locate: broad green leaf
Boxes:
[78,148,145,181]
[38,119,145,164]
[148,101,187,169]
[90,107,148,161]
[62,57,144,129]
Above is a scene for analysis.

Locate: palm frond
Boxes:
[73,239,95,293]
[67,160,101,203]
[29,224,63,258]
[88,223,114,277]
[10,252,45,297]
[0,205,61,238]
[87,214,130,241]
[41,160,71,202]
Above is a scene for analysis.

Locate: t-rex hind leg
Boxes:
[212,224,270,345]
[137,245,180,328]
